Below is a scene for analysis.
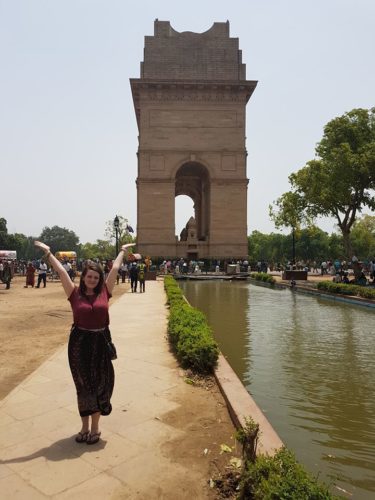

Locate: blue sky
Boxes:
[1,0,374,243]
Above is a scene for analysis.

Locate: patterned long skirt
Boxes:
[68,327,115,417]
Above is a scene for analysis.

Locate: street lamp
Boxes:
[292,226,296,268]
[113,215,120,257]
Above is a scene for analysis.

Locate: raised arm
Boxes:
[106,243,135,294]
[34,241,75,297]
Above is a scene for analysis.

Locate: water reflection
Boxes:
[179,281,251,381]
[181,281,375,499]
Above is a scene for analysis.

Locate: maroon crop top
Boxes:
[68,285,111,330]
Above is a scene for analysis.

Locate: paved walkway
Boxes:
[0,281,206,499]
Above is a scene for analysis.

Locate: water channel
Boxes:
[179,280,375,499]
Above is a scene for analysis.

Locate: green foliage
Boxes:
[0,217,36,259]
[239,447,337,499]
[6,234,36,260]
[248,228,346,263]
[236,417,259,463]
[269,191,312,230]
[271,108,375,256]
[0,217,9,248]
[39,225,79,254]
[0,217,7,233]
[317,281,375,299]
[79,240,115,260]
[350,215,375,259]
[164,276,219,373]
[248,231,290,263]
[104,215,135,244]
[250,272,276,284]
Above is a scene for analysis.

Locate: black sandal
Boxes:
[87,431,101,445]
[75,431,90,443]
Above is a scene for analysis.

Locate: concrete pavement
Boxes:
[0,281,210,499]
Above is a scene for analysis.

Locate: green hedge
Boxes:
[239,447,339,499]
[164,276,219,373]
[250,272,276,285]
[317,281,375,300]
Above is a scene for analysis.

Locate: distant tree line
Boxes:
[0,216,135,261]
[2,213,374,263]
[248,216,375,264]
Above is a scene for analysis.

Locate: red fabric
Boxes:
[68,285,111,329]
[26,266,35,286]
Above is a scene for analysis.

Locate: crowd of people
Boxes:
[0,255,151,292]
[2,254,375,290]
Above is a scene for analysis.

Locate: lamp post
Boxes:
[114,215,120,284]
[292,226,296,268]
[114,215,119,257]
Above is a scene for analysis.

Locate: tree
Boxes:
[273,108,375,257]
[39,226,80,254]
[294,226,333,261]
[269,192,312,263]
[248,231,290,263]
[6,233,36,260]
[79,240,114,260]
[0,217,9,248]
[350,214,375,259]
[104,216,135,245]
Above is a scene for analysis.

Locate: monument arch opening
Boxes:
[175,195,194,238]
[175,162,210,245]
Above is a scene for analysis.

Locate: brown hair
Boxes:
[79,262,105,296]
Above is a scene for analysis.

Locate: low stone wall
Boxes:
[214,354,283,456]
[282,270,308,280]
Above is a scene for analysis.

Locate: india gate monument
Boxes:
[130,20,257,259]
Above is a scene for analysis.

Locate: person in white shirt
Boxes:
[36,260,48,288]
[62,260,72,273]
[120,262,128,283]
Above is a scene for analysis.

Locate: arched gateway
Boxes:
[130,20,257,259]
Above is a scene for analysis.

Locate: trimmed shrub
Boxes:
[317,281,375,300]
[250,272,276,285]
[239,447,338,499]
[164,276,219,373]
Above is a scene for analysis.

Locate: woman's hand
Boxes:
[34,241,50,254]
[121,243,136,252]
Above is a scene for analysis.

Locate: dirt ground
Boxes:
[0,275,242,498]
[0,275,130,400]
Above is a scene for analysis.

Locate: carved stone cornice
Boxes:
[130,79,257,128]
[137,177,248,185]
[138,148,247,154]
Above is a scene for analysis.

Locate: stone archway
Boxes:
[131,20,257,259]
[175,162,210,243]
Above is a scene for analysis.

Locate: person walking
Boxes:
[24,262,36,288]
[34,240,134,444]
[129,262,138,293]
[138,261,146,293]
[120,262,128,283]
[1,261,12,289]
[36,260,48,288]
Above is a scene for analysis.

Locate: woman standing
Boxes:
[24,262,36,288]
[34,240,134,444]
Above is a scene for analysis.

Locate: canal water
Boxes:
[179,280,375,499]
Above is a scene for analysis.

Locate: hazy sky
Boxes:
[1,0,374,244]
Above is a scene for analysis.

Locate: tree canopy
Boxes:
[350,214,375,258]
[38,225,80,254]
[248,227,346,263]
[104,216,135,245]
[271,108,375,256]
